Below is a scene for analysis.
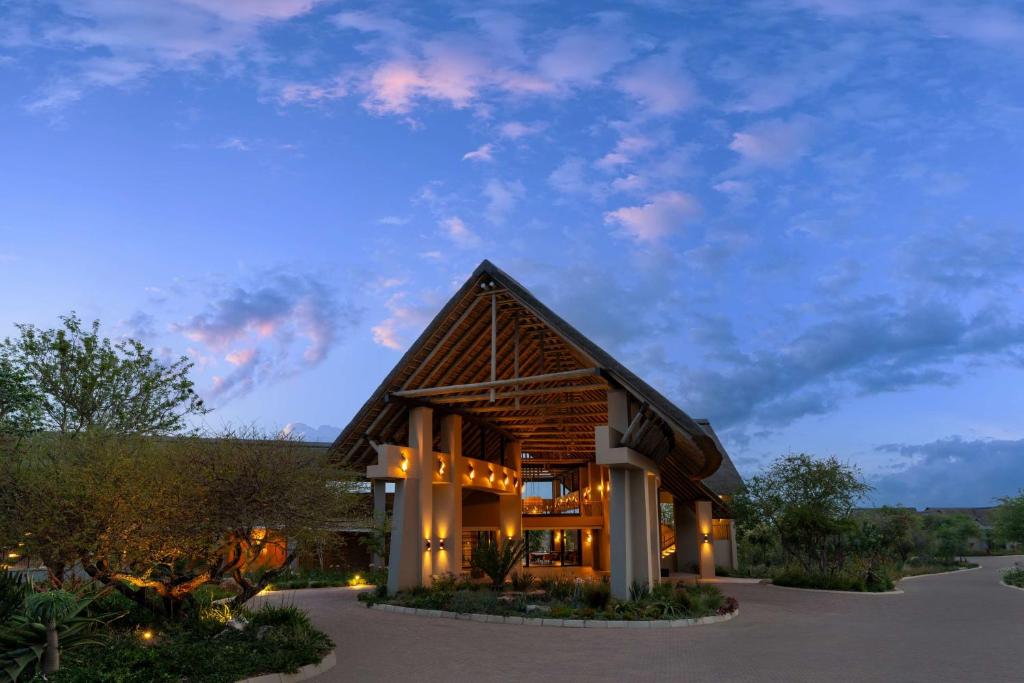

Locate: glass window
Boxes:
[521,466,581,516]
[523,530,582,567]
[462,530,497,569]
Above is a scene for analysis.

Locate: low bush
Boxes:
[49,603,333,683]
[509,571,535,591]
[772,567,894,592]
[1002,566,1024,588]
[373,577,736,622]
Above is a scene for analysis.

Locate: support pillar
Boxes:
[432,415,462,576]
[609,467,632,600]
[498,441,522,543]
[696,499,715,580]
[387,406,433,594]
[674,499,698,573]
[372,479,386,568]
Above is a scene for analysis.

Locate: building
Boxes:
[331,260,741,599]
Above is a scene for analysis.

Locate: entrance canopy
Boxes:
[331,260,730,515]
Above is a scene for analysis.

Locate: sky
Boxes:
[1,0,1023,508]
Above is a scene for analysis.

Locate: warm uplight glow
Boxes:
[400,457,408,472]
[257,586,274,596]
[439,538,446,551]
[488,468,495,482]
[468,465,475,480]
[438,457,445,475]
[348,574,365,587]
[597,483,603,493]
[554,531,561,543]
[425,538,432,551]
[586,531,592,544]
[141,630,154,641]
[503,473,509,486]
[7,552,19,559]
[702,533,711,544]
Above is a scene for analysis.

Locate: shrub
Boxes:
[449,590,498,614]
[1003,566,1024,588]
[719,596,739,615]
[582,582,610,610]
[509,572,535,592]
[471,539,527,589]
[628,580,650,602]
[674,584,725,616]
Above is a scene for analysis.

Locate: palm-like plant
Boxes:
[0,588,121,680]
[471,538,527,590]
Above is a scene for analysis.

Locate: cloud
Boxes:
[595,135,655,171]
[440,216,480,248]
[499,121,546,139]
[678,298,1024,429]
[548,157,590,195]
[462,143,495,162]
[615,51,699,115]
[712,179,755,205]
[900,224,1024,291]
[483,178,524,224]
[872,436,1024,507]
[173,272,358,399]
[537,25,635,86]
[280,422,342,442]
[371,291,438,350]
[21,0,322,111]
[729,115,817,169]
[217,137,251,151]
[604,191,701,242]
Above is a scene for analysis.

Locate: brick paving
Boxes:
[262,555,1024,682]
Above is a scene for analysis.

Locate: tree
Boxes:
[0,356,42,439]
[1,313,207,437]
[735,454,871,576]
[993,491,1024,548]
[925,514,980,563]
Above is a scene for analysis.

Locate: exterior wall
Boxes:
[431,415,462,575]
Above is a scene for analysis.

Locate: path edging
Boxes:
[235,650,336,683]
[370,602,738,628]
[1000,580,1024,592]
[899,565,981,581]
[768,583,904,596]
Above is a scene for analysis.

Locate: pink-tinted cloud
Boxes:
[729,115,817,169]
[462,143,494,162]
[372,292,438,350]
[605,191,701,242]
[440,216,480,248]
[174,272,358,400]
[616,53,699,115]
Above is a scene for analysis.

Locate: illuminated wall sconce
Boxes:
[554,531,561,543]
[586,531,592,545]
[513,474,519,489]
[439,538,446,551]
[400,456,408,473]
[438,457,446,476]
[488,468,495,483]
[468,464,475,480]
[425,538,432,551]
[503,473,509,486]
[702,533,711,544]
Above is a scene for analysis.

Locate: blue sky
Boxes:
[2,0,1023,507]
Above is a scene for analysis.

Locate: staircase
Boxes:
[660,524,675,559]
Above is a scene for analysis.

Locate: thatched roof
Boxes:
[330,260,731,514]
[695,420,744,496]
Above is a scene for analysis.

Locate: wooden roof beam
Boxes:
[390,368,602,399]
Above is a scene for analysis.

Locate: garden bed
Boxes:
[1002,567,1024,589]
[48,603,334,683]
[359,574,738,623]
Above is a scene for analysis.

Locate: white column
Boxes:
[386,406,433,594]
[646,473,661,584]
[432,415,462,575]
[609,467,632,600]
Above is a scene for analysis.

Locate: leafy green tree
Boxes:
[735,454,871,577]
[993,491,1024,548]
[870,506,921,564]
[1,313,207,436]
[925,514,980,563]
[0,357,42,439]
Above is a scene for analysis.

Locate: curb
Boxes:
[235,650,336,683]
[768,584,904,596]
[899,565,981,581]
[1000,580,1024,592]
[369,602,738,628]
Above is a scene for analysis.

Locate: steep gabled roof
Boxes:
[696,420,744,496]
[330,260,730,513]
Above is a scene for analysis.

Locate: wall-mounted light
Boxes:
[425,538,432,551]
[597,482,603,493]
[439,538,446,551]
[438,457,446,476]
[503,473,509,486]
[513,475,519,489]
[702,533,711,544]
[468,464,475,480]
[400,456,408,473]
[488,468,495,482]
[554,531,561,543]
[586,531,592,545]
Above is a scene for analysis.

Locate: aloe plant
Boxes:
[0,588,121,680]
[470,538,527,589]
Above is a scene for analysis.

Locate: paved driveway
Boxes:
[262,555,1024,682]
